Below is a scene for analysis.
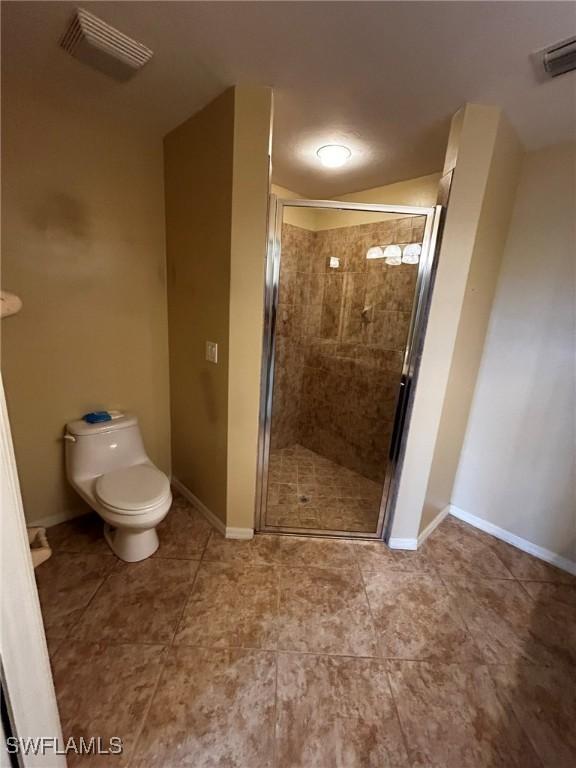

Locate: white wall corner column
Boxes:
[389,103,523,546]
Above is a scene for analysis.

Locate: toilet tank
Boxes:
[65,413,149,480]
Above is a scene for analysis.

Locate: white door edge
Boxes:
[0,375,65,766]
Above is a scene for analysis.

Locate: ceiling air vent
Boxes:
[533,36,576,81]
[60,8,153,81]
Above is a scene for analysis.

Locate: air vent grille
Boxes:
[535,36,576,80]
[60,8,153,80]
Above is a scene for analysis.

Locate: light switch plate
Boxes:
[205,341,218,364]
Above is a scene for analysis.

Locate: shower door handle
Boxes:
[389,375,410,463]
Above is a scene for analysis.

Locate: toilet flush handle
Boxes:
[63,434,76,442]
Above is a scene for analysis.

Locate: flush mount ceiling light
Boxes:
[383,245,402,266]
[316,144,352,168]
[402,243,422,265]
[366,246,384,260]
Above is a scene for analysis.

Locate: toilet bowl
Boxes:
[64,412,172,562]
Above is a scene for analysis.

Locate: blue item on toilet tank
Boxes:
[83,411,112,424]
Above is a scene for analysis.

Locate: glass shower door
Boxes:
[257,199,440,539]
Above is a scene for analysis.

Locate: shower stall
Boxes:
[256,197,441,539]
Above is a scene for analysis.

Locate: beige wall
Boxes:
[165,86,272,531]
[271,184,318,229]
[1,90,171,524]
[164,89,235,524]
[390,104,523,543]
[272,172,440,230]
[451,143,576,561]
[420,111,523,533]
[227,86,273,530]
[329,172,441,228]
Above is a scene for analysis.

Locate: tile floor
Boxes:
[266,444,382,532]
[37,494,576,767]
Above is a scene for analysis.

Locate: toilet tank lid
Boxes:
[66,412,137,436]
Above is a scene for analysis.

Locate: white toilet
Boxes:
[64,412,172,562]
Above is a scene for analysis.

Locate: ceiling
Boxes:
[2,1,574,197]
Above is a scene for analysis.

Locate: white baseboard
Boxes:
[449,505,576,577]
[388,537,418,551]
[28,507,88,530]
[388,507,449,551]
[224,527,255,540]
[171,477,254,540]
[417,505,450,547]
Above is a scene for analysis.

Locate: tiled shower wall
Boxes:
[270,225,317,448]
[271,216,425,482]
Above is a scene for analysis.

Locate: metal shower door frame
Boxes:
[255,196,442,540]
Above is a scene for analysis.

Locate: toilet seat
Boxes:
[95,464,170,514]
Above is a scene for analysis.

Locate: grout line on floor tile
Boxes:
[124,644,171,768]
[168,638,511,665]
[198,557,361,571]
[454,525,517,580]
[169,640,378,660]
[513,573,575,586]
[357,562,382,661]
[267,555,283,768]
[383,665,414,768]
[271,553,283,767]
[198,525,212,559]
[168,558,203,647]
[200,530,216,562]
[271,651,280,768]
[65,564,117,641]
[59,637,172,650]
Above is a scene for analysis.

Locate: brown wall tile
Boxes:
[271,219,421,480]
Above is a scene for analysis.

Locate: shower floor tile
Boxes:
[37,498,576,768]
[266,444,383,532]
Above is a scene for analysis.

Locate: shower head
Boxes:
[60,8,153,81]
